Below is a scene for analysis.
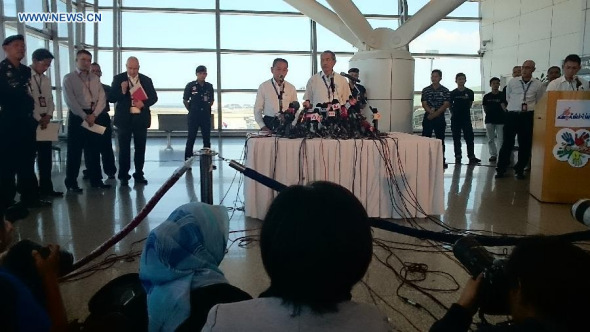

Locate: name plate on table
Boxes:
[555,100,590,127]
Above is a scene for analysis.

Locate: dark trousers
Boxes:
[65,112,102,186]
[185,111,211,160]
[451,117,475,159]
[422,116,446,161]
[0,121,39,207]
[36,141,54,192]
[118,116,147,179]
[497,111,534,174]
[84,112,117,177]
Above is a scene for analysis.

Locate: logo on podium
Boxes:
[553,128,590,168]
[555,100,590,127]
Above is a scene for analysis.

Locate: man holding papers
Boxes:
[110,56,158,186]
[63,49,108,191]
[30,48,62,197]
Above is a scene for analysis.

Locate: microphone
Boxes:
[572,199,590,227]
[340,72,360,83]
[330,77,335,93]
[278,74,284,83]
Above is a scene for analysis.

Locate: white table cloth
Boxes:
[243,132,444,219]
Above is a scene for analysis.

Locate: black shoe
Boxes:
[40,189,64,197]
[515,172,525,180]
[133,175,148,185]
[489,156,497,162]
[469,157,481,164]
[91,181,112,189]
[65,182,83,193]
[5,204,29,222]
[24,199,52,208]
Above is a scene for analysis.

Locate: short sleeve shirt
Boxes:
[450,88,474,120]
[421,84,450,118]
[482,91,506,124]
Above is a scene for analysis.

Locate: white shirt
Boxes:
[303,71,352,106]
[545,75,590,91]
[63,68,106,119]
[253,78,298,128]
[505,77,544,112]
[29,67,55,121]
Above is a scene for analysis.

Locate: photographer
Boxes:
[0,208,68,332]
[430,236,590,332]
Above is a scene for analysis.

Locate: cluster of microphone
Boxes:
[273,96,382,139]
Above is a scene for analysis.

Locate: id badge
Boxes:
[38,96,47,107]
[203,95,209,102]
[521,103,528,112]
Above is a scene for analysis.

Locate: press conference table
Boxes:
[243,133,445,219]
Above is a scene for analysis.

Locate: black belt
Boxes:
[83,109,93,115]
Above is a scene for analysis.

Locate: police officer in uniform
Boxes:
[0,35,49,213]
[183,65,214,160]
[347,68,367,109]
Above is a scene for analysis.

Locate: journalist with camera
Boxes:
[431,236,590,331]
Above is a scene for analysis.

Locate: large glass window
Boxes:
[3,0,15,17]
[220,15,310,51]
[121,12,216,49]
[408,0,479,17]
[25,33,47,63]
[410,21,480,55]
[122,0,215,9]
[24,0,45,30]
[221,0,297,12]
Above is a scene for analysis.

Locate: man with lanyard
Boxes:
[183,65,214,160]
[30,48,62,197]
[0,35,49,215]
[546,54,590,91]
[253,58,298,132]
[421,69,451,169]
[450,73,480,165]
[347,68,367,109]
[496,60,544,179]
[63,49,107,191]
[82,62,117,181]
[111,56,158,186]
[303,50,351,107]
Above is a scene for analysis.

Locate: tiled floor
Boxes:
[10,136,587,331]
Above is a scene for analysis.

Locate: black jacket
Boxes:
[109,72,158,129]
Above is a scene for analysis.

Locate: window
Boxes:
[24,0,45,30]
[407,0,478,17]
[3,0,16,17]
[221,0,296,12]
[410,21,480,55]
[25,33,47,64]
[316,24,357,53]
[122,0,215,9]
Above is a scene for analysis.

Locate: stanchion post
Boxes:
[199,148,214,204]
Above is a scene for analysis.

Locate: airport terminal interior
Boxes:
[2,0,590,331]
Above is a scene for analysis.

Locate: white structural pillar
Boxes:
[285,0,466,133]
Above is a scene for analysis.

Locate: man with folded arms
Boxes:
[110,56,158,186]
[63,50,108,191]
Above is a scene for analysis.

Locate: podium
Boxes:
[530,91,590,203]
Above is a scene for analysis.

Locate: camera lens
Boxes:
[572,199,590,226]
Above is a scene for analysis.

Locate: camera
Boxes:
[453,236,510,315]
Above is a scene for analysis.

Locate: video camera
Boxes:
[453,236,510,315]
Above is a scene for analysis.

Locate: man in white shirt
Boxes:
[303,50,351,107]
[63,50,108,191]
[546,54,590,91]
[30,48,62,197]
[253,58,298,132]
[496,60,544,179]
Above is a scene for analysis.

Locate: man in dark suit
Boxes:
[110,56,158,186]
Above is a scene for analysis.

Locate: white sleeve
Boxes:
[253,83,266,129]
[303,77,313,102]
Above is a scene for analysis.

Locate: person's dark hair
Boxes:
[259,181,372,314]
[272,58,288,68]
[505,236,590,331]
[432,69,442,77]
[91,62,100,66]
[547,66,561,73]
[563,54,582,66]
[348,68,359,74]
[195,65,207,74]
[76,49,92,59]
[31,48,54,62]
[489,77,500,85]
[455,72,466,80]
[321,50,336,61]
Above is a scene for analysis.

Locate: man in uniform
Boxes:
[183,65,214,160]
[303,50,351,107]
[450,73,480,164]
[253,58,297,132]
[0,35,49,214]
[30,48,62,197]
[421,69,451,168]
[111,56,158,186]
[347,68,367,109]
[82,62,117,180]
[63,50,108,191]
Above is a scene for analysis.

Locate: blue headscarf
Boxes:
[139,202,230,332]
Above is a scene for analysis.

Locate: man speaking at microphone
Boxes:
[303,50,351,108]
[253,58,297,132]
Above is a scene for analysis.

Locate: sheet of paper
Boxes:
[81,121,106,135]
[36,122,60,141]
